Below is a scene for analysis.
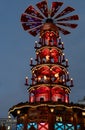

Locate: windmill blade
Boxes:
[50,2,63,17]
[22,23,30,30]
[28,25,43,36]
[21,1,79,36]
[36,0,48,17]
[57,26,71,35]
[25,5,44,19]
[21,13,43,23]
[21,14,29,22]
[26,21,43,24]
[57,22,78,29]
[22,22,43,31]
[29,29,40,36]
[57,15,79,22]
[55,6,75,19]
[21,13,43,32]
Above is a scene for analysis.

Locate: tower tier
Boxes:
[29,29,72,104]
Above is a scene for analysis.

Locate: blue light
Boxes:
[54,123,64,130]
[17,124,24,130]
[27,122,37,130]
[54,123,75,130]
[58,123,63,126]
[77,124,81,129]
[65,123,74,130]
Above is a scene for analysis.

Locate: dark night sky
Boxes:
[0,0,85,117]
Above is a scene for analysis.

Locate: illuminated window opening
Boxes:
[36,94,48,102]
[38,122,48,130]
[52,94,63,102]
[35,87,50,102]
[27,122,37,130]
[56,116,62,122]
[7,125,11,130]
[30,93,35,103]
[44,31,57,45]
[54,123,75,130]
[65,123,74,130]
[17,124,24,130]
[54,122,64,130]
[65,94,69,103]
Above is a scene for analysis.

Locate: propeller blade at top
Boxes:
[55,6,75,19]
[21,1,79,36]
[25,5,44,19]
[57,15,79,22]
[36,0,48,17]
[57,22,78,29]
[50,2,63,17]
[28,25,42,36]
[21,13,42,23]
[57,26,71,35]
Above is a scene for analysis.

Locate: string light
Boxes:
[38,76,41,81]
[17,110,20,114]
[44,75,47,80]
[46,55,50,61]
[55,73,59,78]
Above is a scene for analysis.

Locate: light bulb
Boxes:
[55,73,59,78]
[44,75,47,80]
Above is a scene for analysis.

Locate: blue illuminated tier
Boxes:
[9,102,84,130]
